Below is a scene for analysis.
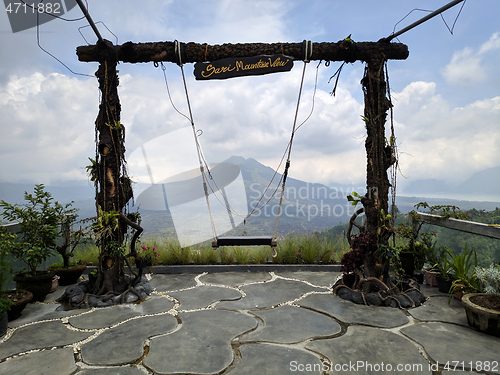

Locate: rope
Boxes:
[159,40,315,244]
[273,50,311,240]
[174,40,218,242]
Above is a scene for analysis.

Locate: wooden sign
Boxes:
[194,54,294,80]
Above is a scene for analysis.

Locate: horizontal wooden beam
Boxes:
[77,40,409,64]
[415,212,500,240]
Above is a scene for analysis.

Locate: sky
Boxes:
[0,0,499,203]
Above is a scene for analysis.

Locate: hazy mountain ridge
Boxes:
[1,158,499,236]
[403,166,500,199]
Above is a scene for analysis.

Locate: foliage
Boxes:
[0,184,60,276]
[340,232,375,274]
[232,247,251,264]
[53,201,89,268]
[447,244,477,281]
[137,245,159,264]
[72,243,100,266]
[91,207,120,247]
[474,264,500,295]
[0,247,12,294]
[448,244,480,298]
[105,241,126,257]
[250,247,271,264]
[0,297,13,316]
[346,191,362,207]
[135,245,160,272]
[85,157,98,182]
[219,248,235,265]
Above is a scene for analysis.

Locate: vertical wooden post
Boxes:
[361,56,394,281]
[93,40,133,294]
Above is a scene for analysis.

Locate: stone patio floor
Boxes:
[0,271,499,374]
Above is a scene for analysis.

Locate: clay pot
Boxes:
[462,293,500,337]
[423,268,438,287]
[6,289,33,321]
[436,274,454,294]
[13,271,55,302]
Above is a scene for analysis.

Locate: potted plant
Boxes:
[0,184,59,302]
[47,202,89,286]
[462,263,500,337]
[434,252,454,294]
[422,239,448,287]
[0,226,33,321]
[447,244,478,301]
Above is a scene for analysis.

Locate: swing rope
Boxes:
[273,40,313,241]
[162,40,314,247]
[174,40,218,242]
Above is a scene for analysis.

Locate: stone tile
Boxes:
[80,314,177,366]
[149,274,198,292]
[231,344,323,374]
[419,284,449,298]
[0,321,92,360]
[401,322,500,373]
[168,285,241,311]
[200,271,272,287]
[144,309,257,374]
[69,305,142,330]
[299,293,409,328]
[409,296,468,326]
[76,366,146,374]
[8,303,89,328]
[275,271,341,288]
[217,278,325,310]
[306,326,431,375]
[241,305,341,343]
[133,294,175,315]
[44,284,68,303]
[0,348,77,375]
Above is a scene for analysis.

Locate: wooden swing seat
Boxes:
[212,236,277,248]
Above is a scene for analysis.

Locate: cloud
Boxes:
[393,81,500,186]
[0,73,97,183]
[479,32,500,54]
[441,32,500,87]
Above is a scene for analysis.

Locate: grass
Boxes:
[73,233,351,266]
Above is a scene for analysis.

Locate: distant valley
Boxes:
[1,157,498,240]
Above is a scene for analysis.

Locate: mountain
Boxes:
[1,159,499,239]
[401,166,500,201]
[455,166,500,197]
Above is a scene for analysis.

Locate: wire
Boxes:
[35,8,95,78]
[79,21,118,45]
[390,1,467,42]
[159,62,192,125]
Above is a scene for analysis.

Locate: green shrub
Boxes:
[251,247,271,264]
[219,248,235,264]
[232,247,250,264]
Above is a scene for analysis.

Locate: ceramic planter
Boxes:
[462,293,500,337]
[47,264,87,286]
[436,274,454,294]
[6,289,33,321]
[13,271,55,302]
[423,268,438,287]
